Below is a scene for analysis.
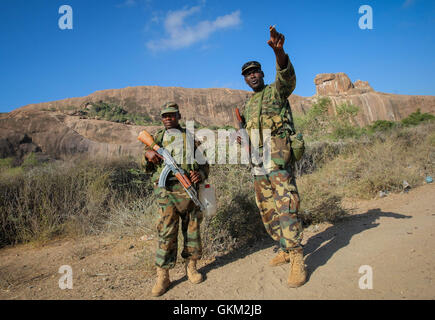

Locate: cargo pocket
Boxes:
[263,114,282,132]
[269,134,291,170]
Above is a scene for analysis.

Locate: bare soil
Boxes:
[1,183,434,300]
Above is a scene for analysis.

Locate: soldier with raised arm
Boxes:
[238,26,306,287]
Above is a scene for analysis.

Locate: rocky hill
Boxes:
[290,73,435,126]
[1,74,434,162]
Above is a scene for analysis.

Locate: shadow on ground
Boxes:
[303,208,412,278]
[168,208,411,290]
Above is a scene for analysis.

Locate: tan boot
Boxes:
[287,248,307,288]
[269,250,291,266]
[185,259,203,284]
[151,267,170,297]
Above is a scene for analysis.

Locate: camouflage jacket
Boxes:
[241,55,297,173]
[242,54,296,143]
[141,126,209,185]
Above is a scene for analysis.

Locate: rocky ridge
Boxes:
[1,74,434,161]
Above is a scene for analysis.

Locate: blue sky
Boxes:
[0,0,434,113]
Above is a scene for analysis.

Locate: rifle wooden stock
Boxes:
[138,130,160,151]
[235,108,243,127]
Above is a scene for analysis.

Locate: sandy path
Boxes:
[1,183,434,300]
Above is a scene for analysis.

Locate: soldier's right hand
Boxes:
[267,25,285,51]
[145,150,163,164]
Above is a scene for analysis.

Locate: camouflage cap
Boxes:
[160,102,179,116]
[241,61,262,75]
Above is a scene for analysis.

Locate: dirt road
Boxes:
[1,183,434,300]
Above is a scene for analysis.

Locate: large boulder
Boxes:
[314,73,354,95]
[353,80,374,91]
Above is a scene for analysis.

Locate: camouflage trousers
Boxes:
[154,181,203,269]
[253,169,303,252]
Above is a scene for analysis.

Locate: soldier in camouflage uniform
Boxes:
[141,102,209,296]
[238,26,307,287]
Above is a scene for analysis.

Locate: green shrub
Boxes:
[21,153,39,169]
[330,122,366,140]
[335,103,359,123]
[81,101,154,125]
[295,99,365,141]
[369,120,397,132]
[294,97,331,139]
[401,109,435,126]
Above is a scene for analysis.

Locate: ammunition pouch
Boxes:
[289,133,305,162]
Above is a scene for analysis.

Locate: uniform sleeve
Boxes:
[274,54,296,101]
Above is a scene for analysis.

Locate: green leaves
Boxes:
[401,109,435,127]
[83,101,154,125]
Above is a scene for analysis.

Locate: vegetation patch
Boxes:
[79,101,160,125]
[294,98,434,141]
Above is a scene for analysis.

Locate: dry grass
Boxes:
[298,122,434,200]
[0,122,433,260]
[0,157,152,246]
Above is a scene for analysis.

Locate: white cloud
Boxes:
[146,6,241,51]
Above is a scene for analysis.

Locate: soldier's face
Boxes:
[162,112,180,129]
[244,68,265,92]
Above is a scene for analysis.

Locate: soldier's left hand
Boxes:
[189,170,202,184]
[267,25,285,51]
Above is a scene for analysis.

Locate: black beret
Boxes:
[241,61,262,75]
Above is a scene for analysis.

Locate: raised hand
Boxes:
[267,25,288,69]
[267,25,285,51]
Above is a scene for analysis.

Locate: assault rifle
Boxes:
[138,130,206,211]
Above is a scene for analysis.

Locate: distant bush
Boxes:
[401,109,435,126]
[294,97,331,140]
[368,120,397,132]
[294,99,365,141]
[82,101,154,125]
